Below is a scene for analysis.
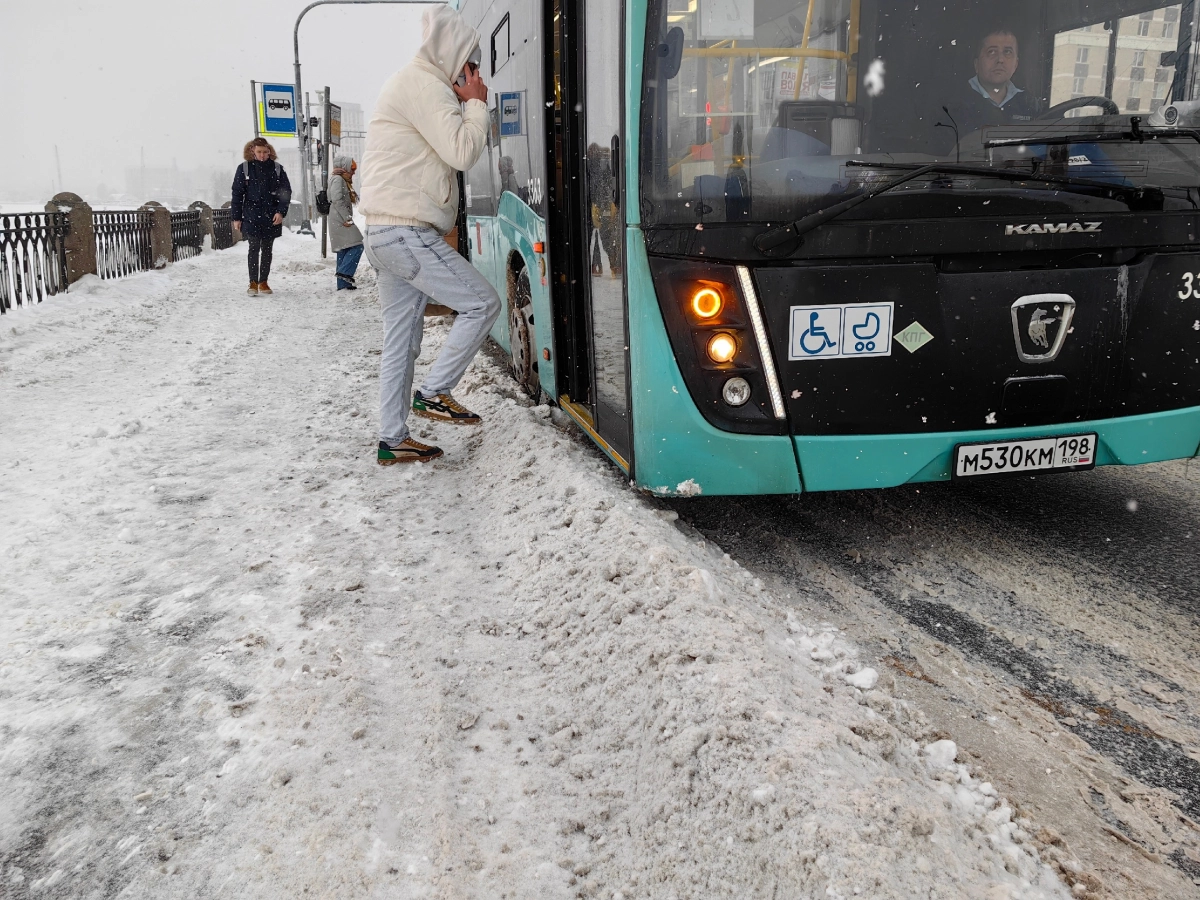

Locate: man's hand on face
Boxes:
[453,64,488,104]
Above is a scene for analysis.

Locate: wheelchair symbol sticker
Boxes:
[789,307,842,360]
[788,303,894,361]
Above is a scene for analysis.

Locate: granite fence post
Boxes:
[189,201,214,250]
[139,201,173,269]
[44,192,97,284]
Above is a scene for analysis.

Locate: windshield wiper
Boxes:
[984,116,1200,150]
[753,162,1135,256]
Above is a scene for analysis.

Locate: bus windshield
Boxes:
[640,0,1200,227]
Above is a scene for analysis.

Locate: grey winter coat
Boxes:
[328,156,363,252]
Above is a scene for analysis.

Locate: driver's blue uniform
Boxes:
[952,79,1044,135]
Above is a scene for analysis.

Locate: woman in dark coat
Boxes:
[231,137,292,295]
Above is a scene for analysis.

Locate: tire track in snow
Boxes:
[674,474,1200,893]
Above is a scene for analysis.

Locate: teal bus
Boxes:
[451,0,1200,495]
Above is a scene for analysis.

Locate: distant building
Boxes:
[1051,7,1198,115]
[124,162,231,209]
[337,101,366,164]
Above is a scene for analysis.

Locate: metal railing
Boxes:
[0,212,69,314]
[212,208,236,251]
[171,210,203,262]
[93,210,153,280]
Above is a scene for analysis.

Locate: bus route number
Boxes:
[1178,272,1200,299]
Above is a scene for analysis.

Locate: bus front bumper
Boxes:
[793,406,1200,493]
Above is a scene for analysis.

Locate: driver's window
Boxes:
[1051,5,1185,117]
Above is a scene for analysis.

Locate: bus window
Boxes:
[492,14,512,76]
[585,0,628,445]
[1051,5,1185,117]
[641,0,1200,228]
[497,97,536,207]
[464,111,497,218]
[490,12,538,210]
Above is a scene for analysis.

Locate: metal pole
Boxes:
[1104,20,1119,101]
[292,0,443,239]
[321,87,331,258]
[293,56,312,234]
[306,93,319,233]
[251,81,259,136]
[1175,0,1197,102]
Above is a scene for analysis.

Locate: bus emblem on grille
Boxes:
[1028,309,1054,348]
[1011,294,1075,363]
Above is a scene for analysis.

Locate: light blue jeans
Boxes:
[365,225,501,445]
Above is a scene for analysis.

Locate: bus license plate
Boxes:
[953,433,1098,479]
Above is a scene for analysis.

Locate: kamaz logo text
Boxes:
[1005,222,1102,236]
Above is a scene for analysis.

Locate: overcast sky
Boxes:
[0,0,428,201]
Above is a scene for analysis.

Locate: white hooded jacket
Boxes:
[359,6,488,233]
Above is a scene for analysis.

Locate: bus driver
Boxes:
[954,28,1043,134]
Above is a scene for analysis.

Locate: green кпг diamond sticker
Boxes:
[894,321,934,354]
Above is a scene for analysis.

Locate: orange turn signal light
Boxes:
[533,242,545,253]
[691,286,724,319]
[707,332,738,364]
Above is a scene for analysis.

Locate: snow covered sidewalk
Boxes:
[1,236,1071,899]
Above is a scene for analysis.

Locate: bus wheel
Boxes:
[508,269,541,403]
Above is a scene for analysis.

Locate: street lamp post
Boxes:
[293,0,443,235]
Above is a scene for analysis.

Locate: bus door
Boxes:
[547,0,632,465]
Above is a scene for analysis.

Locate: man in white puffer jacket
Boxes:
[361,4,501,465]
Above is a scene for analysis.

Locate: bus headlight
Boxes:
[722,377,751,407]
[690,286,724,319]
[707,332,738,363]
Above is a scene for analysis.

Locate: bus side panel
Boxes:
[622,0,798,496]
[792,406,1200,492]
[461,0,555,393]
[464,215,508,347]
[626,233,803,497]
[496,195,556,398]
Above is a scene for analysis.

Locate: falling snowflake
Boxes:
[864,59,886,97]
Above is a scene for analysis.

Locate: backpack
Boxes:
[315,189,331,216]
[243,160,281,181]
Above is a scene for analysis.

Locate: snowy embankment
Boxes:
[0,236,1070,899]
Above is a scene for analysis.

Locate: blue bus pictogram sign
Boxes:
[259,83,297,138]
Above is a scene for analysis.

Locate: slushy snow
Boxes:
[0,236,1069,898]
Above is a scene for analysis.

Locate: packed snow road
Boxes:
[674,460,1200,898]
[0,235,1105,900]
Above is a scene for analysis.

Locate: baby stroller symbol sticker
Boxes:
[852,312,882,352]
[841,304,893,358]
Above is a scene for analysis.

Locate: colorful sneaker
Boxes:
[258,282,273,295]
[247,282,259,295]
[412,391,481,425]
[377,438,443,465]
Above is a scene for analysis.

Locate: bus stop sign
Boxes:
[260,83,298,137]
